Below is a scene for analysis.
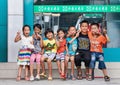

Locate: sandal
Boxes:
[77,73,82,80]
[16,76,21,81]
[48,76,53,81]
[60,74,66,80]
[104,76,110,81]
[70,75,76,80]
[40,73,47,78]
[25,76,30,81]
[86,73,89,80]
[87,74,92,81]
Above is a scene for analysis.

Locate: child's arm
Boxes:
[14,31,21,42]
[54,33,60,48]
[68,29,81,44]
[103,29,110,43]
[65,44,69,56]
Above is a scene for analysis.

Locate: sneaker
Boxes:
[30,76,34,81]
[104,76,110,81]
[35,75,40,80]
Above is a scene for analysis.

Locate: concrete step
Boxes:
[0,62,120,78]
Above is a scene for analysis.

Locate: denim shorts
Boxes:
[89,52,106,69]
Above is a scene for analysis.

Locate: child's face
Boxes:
[23,27,30,36]
[34,27,41,34]
[80,23,88,33]
[46,32,53,39]
[68,27,76,36]
[91,25,99,34]
[58,31,65,38]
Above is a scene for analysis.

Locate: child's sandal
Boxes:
[104,76,110,81]
[40,73,47,78]
[77,73,82,80]
[87,74,92,81]
[70,75,76,80]
[16,76,21,81]
[48,77,53,81]
[25,76,30,81]
[86,73,89,80]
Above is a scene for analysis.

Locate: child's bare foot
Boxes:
[16,76,21,81]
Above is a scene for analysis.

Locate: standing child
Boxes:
[30,24,43,81]
[88,23,110,81]
[65,26,77,80]
[14,25,34,81]
[56,29,66,79]
[41,28,59,80]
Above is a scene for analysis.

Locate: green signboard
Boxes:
[34,5,120,13]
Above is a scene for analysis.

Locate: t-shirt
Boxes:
[77,33,90,51]
[66,37,77,52]
[57,39,66,54]
[20,35,34,49]
[43,38,57,53]
[33,37,41,53]
[88,32,107,53]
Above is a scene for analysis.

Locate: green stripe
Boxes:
[34,5,120,13]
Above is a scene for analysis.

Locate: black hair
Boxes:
[22,25,31,32]
[33,24,42,30]
[57,28,65,34]
[44,28,54,37]
[80,20,89,25]
[67,25,75,31]
[91,23,99,28]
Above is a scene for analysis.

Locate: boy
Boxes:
[88,23,110,81]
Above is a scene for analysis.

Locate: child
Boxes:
[65,26,77,80]
[74,20,91,80]
[30,24,43,81]
[88,23,110,81]
[14,25,34,81]
[56,29,66,79]
[41,28,59,80]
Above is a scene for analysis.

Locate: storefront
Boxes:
[0,0,120,63]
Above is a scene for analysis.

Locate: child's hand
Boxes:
[103,28,107,34]
[76,29,81,37]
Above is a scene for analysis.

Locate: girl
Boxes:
[56,29,66,79]
[14,25,34,81]
[65,26,77,80]
[41,28,59,80]
[30,24,43,81]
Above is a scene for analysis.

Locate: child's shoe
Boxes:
[87,74,92,81]
[61,74,66,80]
[35,75,40,80]
[40,72,47,78]
[48,76,53,81]
[104,76,110,81]
[16,76,21,81]
[69,75,76,80]
[30,76,34,81]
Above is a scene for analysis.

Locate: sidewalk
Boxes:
[0,78,120,85]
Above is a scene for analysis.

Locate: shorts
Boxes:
[43,53,56,60]
[89,52,106,69]
[56,52,65,61]
[68,51,76,56]
[30,53,41,64]
[75,51,91,67]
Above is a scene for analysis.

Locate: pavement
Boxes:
[0,78,120,85]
